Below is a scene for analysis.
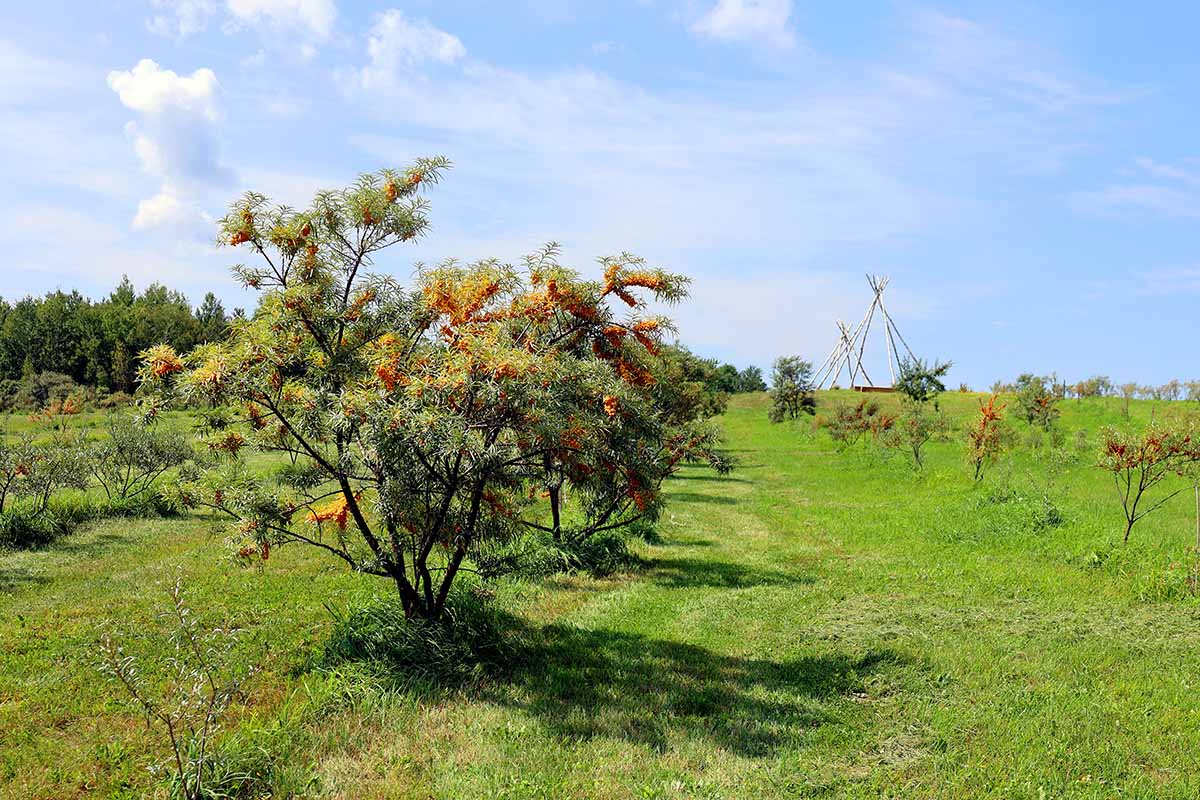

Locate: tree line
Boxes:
[0,278,236,407]
[989,373,1200,403]
[0,276,777,413]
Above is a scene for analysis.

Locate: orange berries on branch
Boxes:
[144,344,185,379]
[307,492,362,531]
[210,432,246,455]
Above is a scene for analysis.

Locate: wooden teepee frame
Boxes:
[814,275,917,390]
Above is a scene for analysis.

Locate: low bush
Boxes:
[825,398,894,448]
[880,399,949,469]
[318,588,515,688]
[15,371,80,411]
[557,529,643,576]
[1097,421,1200,542]
[476,529,643,580]
[0,493,177,550]
[0,506,74,549]
[965,394,1010,481]
[162,723,318,800]
[99,579,255,800]
[90,415,191,502]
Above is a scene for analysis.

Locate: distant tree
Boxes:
[17,371,78,410]
[895,357,951,406]
[737,365,767,393]
[1047,371,1068,400]
[194,292,229,344]
[1160,379,1182,402]
[111,340,133,394]
[1070,375,1111,400]
[1014,374,1059,430]
[0,274,212,393]
[658,344,730,417]
[768,356,816,423]
[1187,380,1200,403]
[1119,382,1138,419]
[711,362,741,395]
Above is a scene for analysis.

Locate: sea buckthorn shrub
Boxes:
[142,160,727,621]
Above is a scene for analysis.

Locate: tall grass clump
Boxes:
[317,588,515,688]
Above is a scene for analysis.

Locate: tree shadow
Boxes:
[494,624,903,756]
[668,473,753,485]
[646,556,814,588]
[52,531,140,558]
[667,492,738,506]
[0,565,49,593]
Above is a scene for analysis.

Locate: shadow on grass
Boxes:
[53,531,142,558]
[668,474,753,485]
[667,492,738,506]
[0,565,49,592]
[646,556,814,588]
[495,625,902,756]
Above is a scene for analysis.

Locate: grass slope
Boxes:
[4,391,1200,798]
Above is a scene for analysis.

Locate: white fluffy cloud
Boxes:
[107,59,230,232]
[691,0,794,48]
[132,190,199,230]
[108,58,220,118]
[357,9,466,89]
[226,0,336,39]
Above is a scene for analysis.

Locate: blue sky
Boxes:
[3,0,1200,388]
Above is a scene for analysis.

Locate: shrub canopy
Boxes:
[142,160,726,619]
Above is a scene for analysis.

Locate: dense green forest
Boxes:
[0,278,234,401]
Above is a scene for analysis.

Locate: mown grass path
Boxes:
[3,392,1200,798]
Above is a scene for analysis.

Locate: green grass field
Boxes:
[5,391,1200,798]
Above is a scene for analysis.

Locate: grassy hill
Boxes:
[4,391,1200,798]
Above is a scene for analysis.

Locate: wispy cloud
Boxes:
[690,0,795,48]
[225,0,337,41]
[1139,267,1200,295]
[337,7,1122,364]
[146,0,337,54]
[355,9,466,91]
[146,0,217,38]
[1079,156,1200,218]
